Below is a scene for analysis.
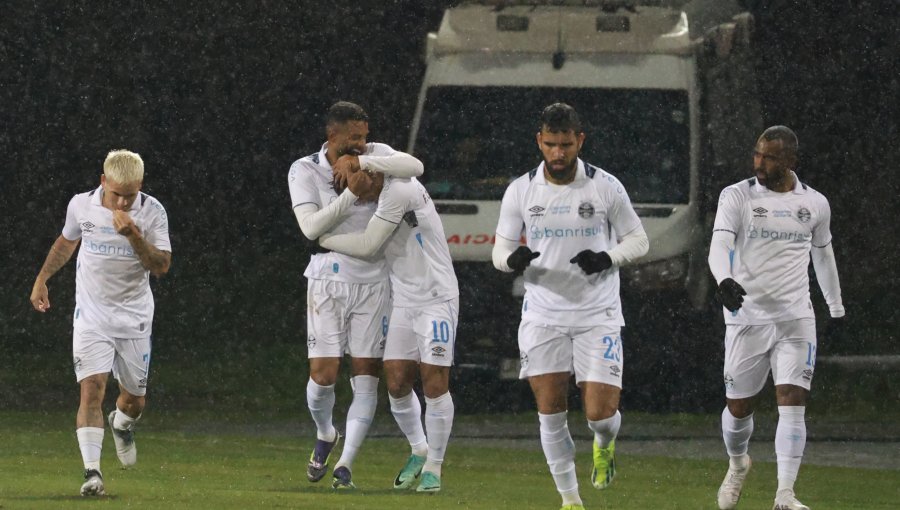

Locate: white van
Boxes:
[408,1,760,315]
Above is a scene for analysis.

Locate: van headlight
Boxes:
[621,254,689,288]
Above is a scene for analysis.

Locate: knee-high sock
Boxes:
[423,392,454,476]
[389,390,427,456]
[587,410,621,448]
[775,406,806,492]
[113,406,140,431]
[336,375,378,470]
[722,407,754,459]
[306,378,337,441]
[539,412,581,506]
[76,427,104,471]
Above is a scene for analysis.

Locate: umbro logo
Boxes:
[528,206,545,214]
[753,207,767,217]
[81,221,95,234]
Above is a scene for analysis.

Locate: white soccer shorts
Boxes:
[73,327,151,396]
[517,320,624,387]
[723,318,817,399]
[306,278,390,359]
[383,298,458,367]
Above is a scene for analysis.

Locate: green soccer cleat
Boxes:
[415,471,441,493]
[393,454,426,490]
[591,439,616,490]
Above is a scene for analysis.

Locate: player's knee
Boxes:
[726,399,754,418]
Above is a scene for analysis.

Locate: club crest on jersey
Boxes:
[796,207,811,223]
[578,202,595,219]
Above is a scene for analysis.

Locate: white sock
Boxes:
[587,410,621,448]
[539,412,581,506]
[76,427,104,471]
[775,406,806,492]
[336,375,378,470]
[423,392,454,477]
[113,407,139,431]
[389,390,428,457]
[722,407,754,459]
[306,378,337,441]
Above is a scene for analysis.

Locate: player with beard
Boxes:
[288,101,423,489]
[491,103,649,510]
[709,126,844,510]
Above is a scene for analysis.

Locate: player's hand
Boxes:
[348,169,383,202]
[569,250,612,275]
[112,210,141,239]
[823,316,846,343]
[30,280,50,312]
[716,278,747,312]
[332,155,362,193]
[507,246,540,272]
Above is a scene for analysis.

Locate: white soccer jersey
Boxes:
[713,173,833,325]
[496,160,643,326]
[61,187,171,338]
[374,177,459,307]
[288,142,392,283]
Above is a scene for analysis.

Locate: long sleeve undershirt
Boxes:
[319,215,396,257]
[708,230,736,285]
[811,243,845,317]
[358,152,423,178]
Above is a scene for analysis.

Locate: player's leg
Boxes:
[771,319,815,510]
[718,324,773,509]
[384,305,428,489]
[520,320,582,509]
[73,328,115,496]
[108,336,151,467]
[413,298,458,493]
[305,279,350,482]
[574,326,623,490]
[332,280,389,488]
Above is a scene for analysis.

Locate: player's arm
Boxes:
[571,183,647,275]
[493,179,539,272]
[30,235,80,312]
[359,151,424,178]
[708,188,746,311]
[319,215,397,258]
[810,199,844,318]
[113,210,171,277]
[608,225,649,266]
[293,188,358,240]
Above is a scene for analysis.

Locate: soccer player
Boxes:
[29,150,172,496]
[491,103,649,510]
[288,101,424,489]
[709,126,844,510]
[318,164,459,494]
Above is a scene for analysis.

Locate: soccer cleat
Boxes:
[80,469,105,496]
[591,439,616,489]
[307,431,341,483]
[717,454,751,510]
[331,465,356,489]
[108,410,137,467]
[393,453,426,490]
[560,505,586,510]
[773,489,810,510]
[415,471,441,493]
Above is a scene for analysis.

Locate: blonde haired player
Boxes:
[30,149,172,496]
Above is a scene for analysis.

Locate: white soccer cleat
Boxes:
[108,410,137,467]
[773,489,810,510]
[717,454,751,510]
[80,468,105,496]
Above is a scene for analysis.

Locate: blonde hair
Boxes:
[103,149,144,184]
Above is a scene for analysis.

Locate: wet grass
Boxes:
[1,411,897,509]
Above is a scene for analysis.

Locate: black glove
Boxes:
[716,278,747,312]
[569,250,612,275]
[507,246,540,272]
[823,316,846,343]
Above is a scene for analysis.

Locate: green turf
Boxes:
[0,412,897,509]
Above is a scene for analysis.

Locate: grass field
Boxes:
[1,412,897,509]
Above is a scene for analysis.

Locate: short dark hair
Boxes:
[760,125,798,156]
[326,101,368,128]
[540,102,581,133]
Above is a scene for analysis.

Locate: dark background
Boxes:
[1,1,897,414]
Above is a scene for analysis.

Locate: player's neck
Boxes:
[765,171,795,193]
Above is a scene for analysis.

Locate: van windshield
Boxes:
[413,86,690,204]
